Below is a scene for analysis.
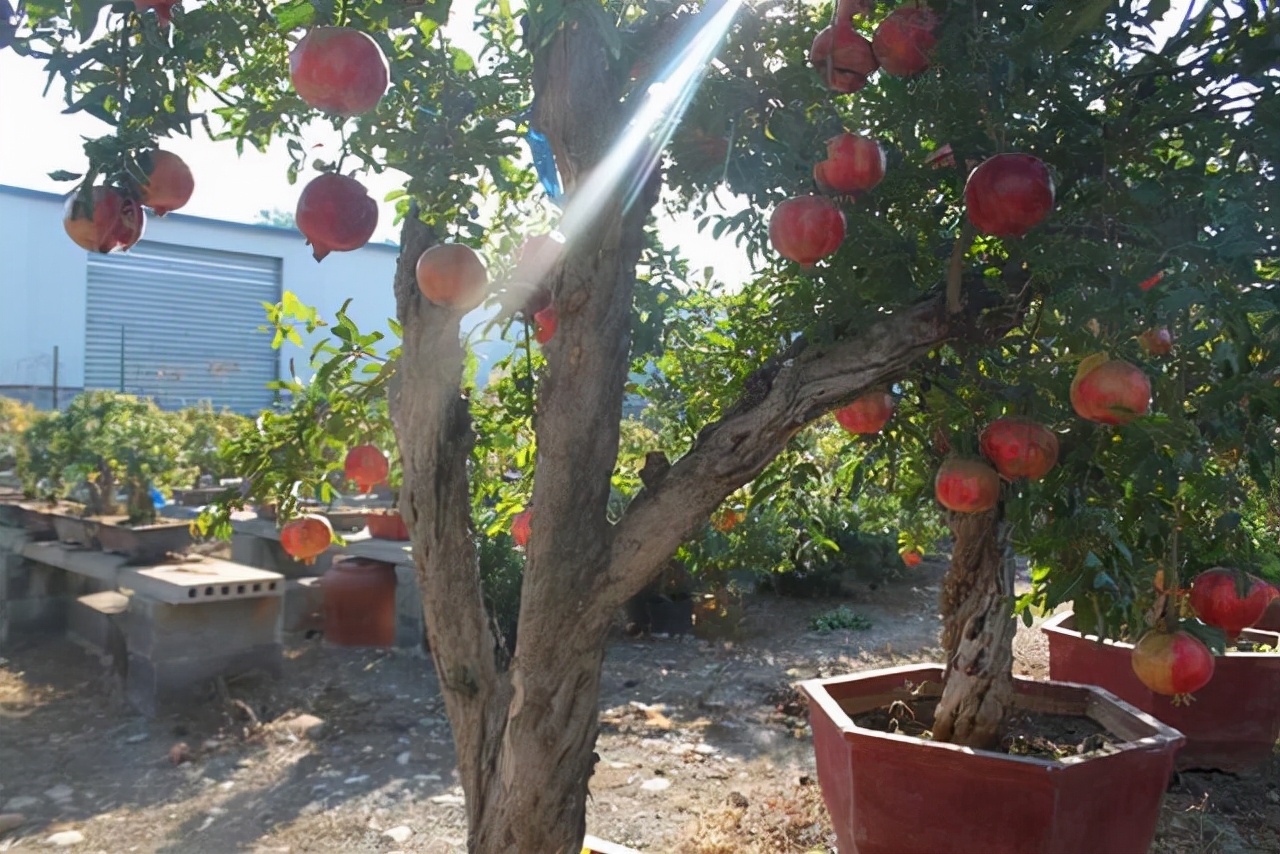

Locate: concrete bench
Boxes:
[2,525,286,716]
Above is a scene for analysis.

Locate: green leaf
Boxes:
[273,0,316,32]
[47,170,82,182]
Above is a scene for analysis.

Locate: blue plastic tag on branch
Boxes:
[150,485,166,509]
[525,128,564,206]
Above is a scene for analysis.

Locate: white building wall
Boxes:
[0,184,402,403]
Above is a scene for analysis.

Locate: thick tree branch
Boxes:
[599,291,958,611]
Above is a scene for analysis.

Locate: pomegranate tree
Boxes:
[934,458,1001,513]
[63,186,145,253]
[280,514,333,566]
[416,244,489,311]
[813,133,886,195]
[833,391,895,435]
[138,149,194,216]
[1070,355,1151,425]
[871,6,939,77]
[1189,568,1275,642]
[963,153,1055,238]
[295,173,379,261]
[289,27,390,117]
[344,445,389,495]
[711,508,744,533]
[979,417,1059,481]
[809,24,878,93]
[512,233,566,285]
[1131,629,1215,698]
[768,194,846,267]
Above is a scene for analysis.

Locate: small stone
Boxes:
[382,826,413,844]
[0,814,25,834]
[44,785,74,803]
[280,714,326,740]
[45,830,85,846]
[168,743,191,765]
[428,794,465,806]
[3,797,39,812]
[694,744,717,755]
[395,751,411,766]
[413,774,441,782]
[640,778,671,791]
[123,733,147,744]
[1268,790,1280,805]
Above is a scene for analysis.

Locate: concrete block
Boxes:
[118,558,283,605]
[125,642,284,717]
[0,525,30,552]
[127,595,282,660]
[231,531,331,578]
[0,595,69,642]
[20,541,126,585]
[1,560,73,604]
[68,591,129,661]
[394,563,427,652]
[283,577,324,634]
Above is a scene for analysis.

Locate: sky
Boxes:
[0,2,754,285]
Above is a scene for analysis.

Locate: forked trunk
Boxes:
[89,462,118,516]
[933,508,1017,749]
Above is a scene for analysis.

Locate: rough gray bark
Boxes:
[932,509,1017,749]
[387,5,1013,852]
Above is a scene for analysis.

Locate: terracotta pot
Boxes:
[51,511,98,547]
[800,663,1183,854]
[365,509,409,541]
[1042,609,1280,773]
[320,557,397,647]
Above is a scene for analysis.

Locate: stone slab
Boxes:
[125,642,283,717]
[118,557,283,605]
[19,541,128,585]
[127,594,282,660]
[68,591,129,659]
[393,563,427,652]
[233,517,415,567]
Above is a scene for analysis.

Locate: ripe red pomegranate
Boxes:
[712,508,744,533]
[814,133,886,195]
[295,173,379,261]
[63,187,146,254]
[963,153,1055,238]
[416,244,488,310]
[1070,356,1151,425]
[280,514,333,565]
[289,27,390,117]
[511,508,532,547]
[902,551,923,568]
[809,25,879,93]
[979,417,1059,481]
[534,306,558,344]
[871,6,939,77]
[1131,629,1215,697]
[512,233,566,284]
[138,150,194,216]
[1139,327,1173,356]
[134,0,179,27]
[344,444,389,495]
[935,459,1001,513]
[769,195,846,267]
[834,391,895,435]
[1189,568,1276,642]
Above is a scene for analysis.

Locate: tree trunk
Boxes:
[90,462,118,516]
[932,509,1017,749]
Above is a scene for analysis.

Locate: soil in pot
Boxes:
[852,695,1121,761]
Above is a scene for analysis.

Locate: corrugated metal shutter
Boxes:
[85,240,281,413]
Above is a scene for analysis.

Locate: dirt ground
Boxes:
[1,559,1277,853]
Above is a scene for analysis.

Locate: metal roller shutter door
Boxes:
[84,240,281,413]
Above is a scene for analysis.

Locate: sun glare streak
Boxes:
[505,0,744,306]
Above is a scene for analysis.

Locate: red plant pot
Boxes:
[800,663,1183,854]
[365,509,409,541]
[320,557,397,647]
[1042,610,1280,773]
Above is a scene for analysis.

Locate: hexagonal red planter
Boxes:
[800,663,1183,854]
[1042,609,1280,773]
